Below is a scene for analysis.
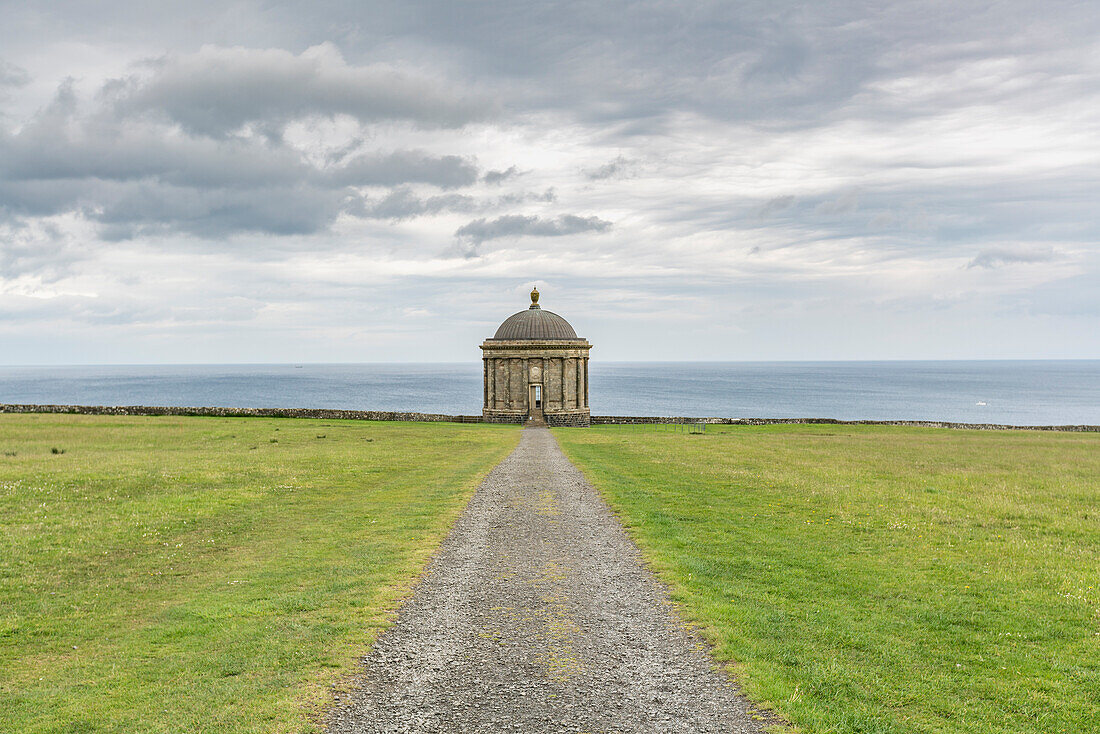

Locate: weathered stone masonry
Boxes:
[481,288,592,427]
[481,343,590,425]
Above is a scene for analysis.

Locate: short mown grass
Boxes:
[0,414,519,733]
[554,424,1100,734]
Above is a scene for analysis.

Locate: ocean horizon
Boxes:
[1,360,1098,426]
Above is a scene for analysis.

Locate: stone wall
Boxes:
[0,404,484,423]
[4,404,1092,431]
[590,415,1100,432]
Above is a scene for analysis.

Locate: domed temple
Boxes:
[481,287,592,426]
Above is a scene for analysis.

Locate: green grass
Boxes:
[554,424,1100,734]
[0,414,519,733]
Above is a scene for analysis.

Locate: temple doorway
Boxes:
[529,384,543,421]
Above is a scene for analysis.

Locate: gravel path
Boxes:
[327,427,768,733]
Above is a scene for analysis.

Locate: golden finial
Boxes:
[530,286,540,307]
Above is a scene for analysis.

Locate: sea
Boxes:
[0,361,1097,426]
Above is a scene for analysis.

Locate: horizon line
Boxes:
[3,358,1100,369]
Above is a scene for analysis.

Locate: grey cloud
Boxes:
[1,109,475,191]
[316,0,1100,137]
[868,211,898,229]
[354,188,477,221]
[455,214,612,245]
[483,166,521,185]
[70,2,845,129]
[0,60,30,88]
[6,2,1097,132]
[815,190,860,216]
[0,220,80,281]
[1,112,311,189]
[0,142,476,237]
[744,29,810,82]
[351,186,559,221]
[337,2,870,126]
[497,188,556,205]
[0,77,484,238]
[108,43,494,136]
[330,151,478,189]
[585,156,631,180]
[91,181,344,239]
[967,246,1062,269]
[757,195,795,217]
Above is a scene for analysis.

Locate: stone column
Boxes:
[564,358,576,409]
[483,358,489,409]
[551,358,563,409]
[488,358,496,408]
[495,359,506,409]
[583,357,589,408]
[509,358,523,409]
[576,357,584,409]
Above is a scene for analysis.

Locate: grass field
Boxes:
[554,424,1100,734]
[0,414,519,733]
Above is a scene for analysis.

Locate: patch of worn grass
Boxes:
[0,414,519,733]
[555,424,1100,733]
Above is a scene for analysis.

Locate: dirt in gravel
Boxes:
[326,426,771,734]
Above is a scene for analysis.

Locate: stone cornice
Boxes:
[481,339,591,355]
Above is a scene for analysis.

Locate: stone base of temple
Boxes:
[544,409,591,427]
[482,408,590,427]
[482,409,529,424]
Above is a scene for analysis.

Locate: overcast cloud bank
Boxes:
[0,0,1098,362]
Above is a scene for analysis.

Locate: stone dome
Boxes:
[491,288,579,340]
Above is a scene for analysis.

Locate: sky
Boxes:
[1,0,1098,364]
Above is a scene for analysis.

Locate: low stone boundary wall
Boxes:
[545,412,591,427]
[591,416,1100,432]
[1,405,1096,431]
[481,409,530,425]
[0,404,483,423]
